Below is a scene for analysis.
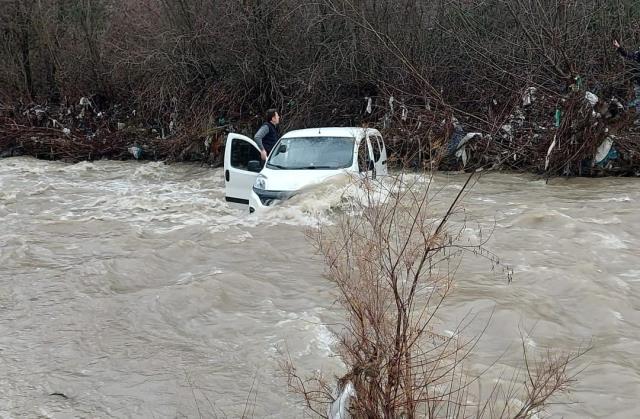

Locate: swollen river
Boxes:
[0,157,638,418]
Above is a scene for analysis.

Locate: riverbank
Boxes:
[0,100,227,165]
[5,1,640,179]
[2,90,640,177]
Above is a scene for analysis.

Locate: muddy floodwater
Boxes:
[1,157,638,418]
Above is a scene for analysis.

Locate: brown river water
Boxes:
[0,157,638,418]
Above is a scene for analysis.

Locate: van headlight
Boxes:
[254,174,267,190]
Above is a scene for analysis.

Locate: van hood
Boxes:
[258,167,351,192]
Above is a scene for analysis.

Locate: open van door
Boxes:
[357,135,374,178]
[369,133,388,177]
[224,133,262,206]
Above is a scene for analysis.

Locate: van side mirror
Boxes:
[247,160,262,172]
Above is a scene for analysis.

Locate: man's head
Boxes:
[266,108,280,125]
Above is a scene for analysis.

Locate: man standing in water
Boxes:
[614,39,640,119]
[253,109,280,161]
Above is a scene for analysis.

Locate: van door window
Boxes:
[358,139,370,172]
[231,139,261,171]
[370,135,382,162]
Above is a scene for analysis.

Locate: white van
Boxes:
[223,127,387,212]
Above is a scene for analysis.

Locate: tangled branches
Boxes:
[283,174,586,418]
[0,102,227,164]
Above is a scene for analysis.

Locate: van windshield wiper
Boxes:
[267,164,336,170]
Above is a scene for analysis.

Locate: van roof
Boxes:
[281,127,381,139]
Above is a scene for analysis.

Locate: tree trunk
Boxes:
[16,2,34,99]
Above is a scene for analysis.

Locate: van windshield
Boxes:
[266,136,354,170]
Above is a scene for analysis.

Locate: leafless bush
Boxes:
[2,0,640,171]
[3,0,637,117]
[282,172,584,418]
